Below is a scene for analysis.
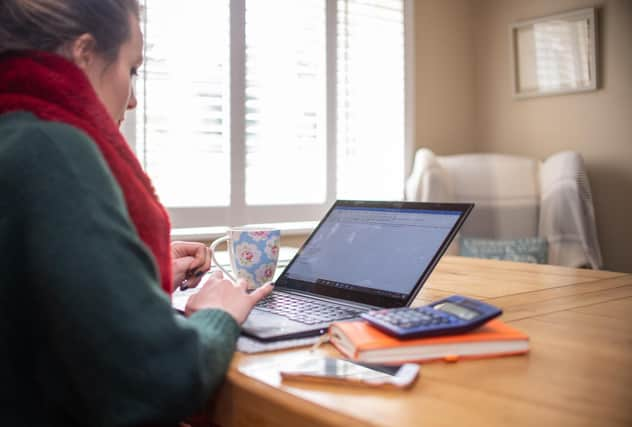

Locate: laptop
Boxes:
[241,200,474,342]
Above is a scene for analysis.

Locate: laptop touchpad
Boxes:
[242,310,307,334]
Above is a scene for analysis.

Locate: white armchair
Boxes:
[405,148,602,269]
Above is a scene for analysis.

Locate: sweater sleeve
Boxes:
[13,118,240,426]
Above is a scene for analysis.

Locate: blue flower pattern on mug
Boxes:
[249,230,271,241]
[235,242,261,267]
[265,237,280,259]
[230,230,280,288]
[255,263,276,284]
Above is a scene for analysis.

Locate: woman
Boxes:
[0,1,272,425]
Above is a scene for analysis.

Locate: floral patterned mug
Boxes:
[209,227,281,289]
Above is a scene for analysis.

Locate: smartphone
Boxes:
[279,356,419,388]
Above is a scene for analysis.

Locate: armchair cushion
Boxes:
[460,236,548,264]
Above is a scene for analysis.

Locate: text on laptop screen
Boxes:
[282,206,461,299]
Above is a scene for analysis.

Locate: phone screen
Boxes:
[280,357,419,387]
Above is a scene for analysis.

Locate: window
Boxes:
[124,0,412,228]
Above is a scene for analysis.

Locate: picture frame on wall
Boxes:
[510,8,598,99]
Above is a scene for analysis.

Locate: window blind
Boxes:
[336,0,405,200]
[136,0,230,207]
[244,0,327,205]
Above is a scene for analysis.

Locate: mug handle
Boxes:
[209,235,236,282]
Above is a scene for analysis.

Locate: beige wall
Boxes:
[474,0,632,272]
[414,0,476,155]
[414,0,632,272]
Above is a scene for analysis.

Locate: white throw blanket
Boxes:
[539,151,602,269]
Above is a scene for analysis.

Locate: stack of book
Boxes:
[329,319,529,364]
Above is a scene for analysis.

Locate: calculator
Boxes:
[360,295,502,339]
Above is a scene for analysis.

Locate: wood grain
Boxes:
[209,257,632,427]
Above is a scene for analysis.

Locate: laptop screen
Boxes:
[275,200,473,308]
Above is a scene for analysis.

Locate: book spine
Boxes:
[330,339,358,360]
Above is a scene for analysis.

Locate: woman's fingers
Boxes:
[236,279,248,291]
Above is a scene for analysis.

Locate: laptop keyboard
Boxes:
[256,292,362,325]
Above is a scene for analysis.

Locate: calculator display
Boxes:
[433,302,479,320]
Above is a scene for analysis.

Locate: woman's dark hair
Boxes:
[0,0,140,61]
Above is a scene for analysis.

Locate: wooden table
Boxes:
[208,256,632,427]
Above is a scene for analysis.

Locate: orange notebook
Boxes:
[329,319,529,364]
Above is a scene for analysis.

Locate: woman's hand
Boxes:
[171,241,211,290]
[185,271,274,324]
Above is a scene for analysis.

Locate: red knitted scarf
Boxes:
[0,51,173,294]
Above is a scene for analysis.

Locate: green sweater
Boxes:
[0,112,240,426]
